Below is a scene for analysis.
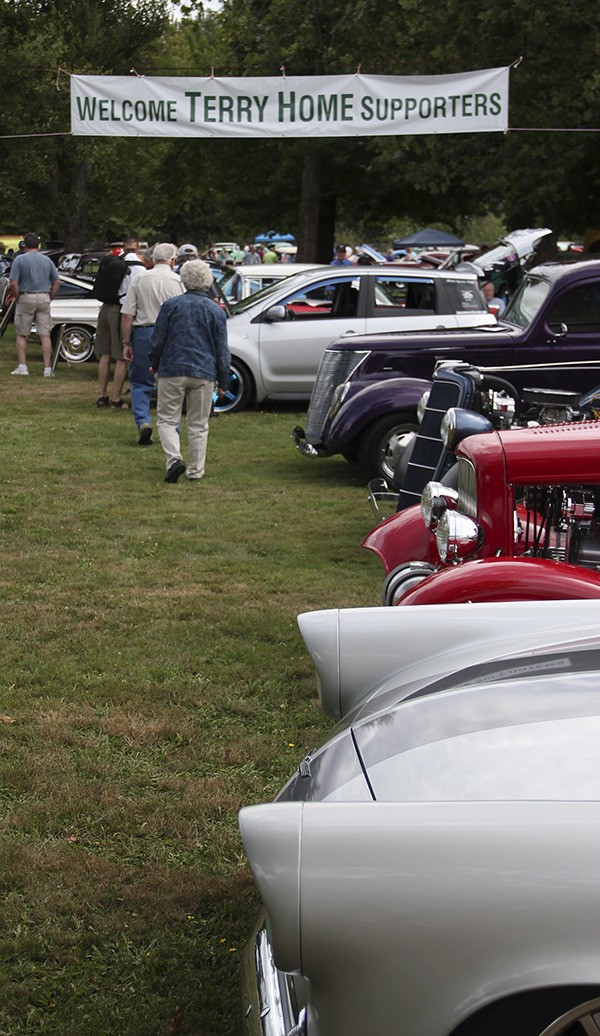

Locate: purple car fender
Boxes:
[325,376,432,451]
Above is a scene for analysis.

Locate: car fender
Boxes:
[398,556,600,605]
[362,504,437,573]
[298,599,600,719]
[240,799,600,1036]
[326,377,432,452]
[224,330,265,401]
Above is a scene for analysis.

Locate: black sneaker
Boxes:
[138,423,153,445]
[164,460,186,483]
[96,396,109,407]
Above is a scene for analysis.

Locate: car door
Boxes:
[257,273,367,392]
[50,279,100,325]
[536,279,600,392]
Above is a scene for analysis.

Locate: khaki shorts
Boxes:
[94,303,123,360]
[15,293,52,337]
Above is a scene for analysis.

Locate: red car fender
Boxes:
[397,556,600,605]
[362,505,438,574]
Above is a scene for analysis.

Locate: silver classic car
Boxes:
[240,600,600,1036]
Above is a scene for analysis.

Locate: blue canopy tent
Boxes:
[254,231,296,244]
[393,228,465,249]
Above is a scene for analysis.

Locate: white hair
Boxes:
[180,259,213,292]
[152,242,178,263]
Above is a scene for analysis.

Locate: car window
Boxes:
[280,276,359,320]
[445,279,489,313]
[219,270,242,303]
[373,275,435,313]
[56,281,92,298]
[503,276,550,328]
[547,282,600,333]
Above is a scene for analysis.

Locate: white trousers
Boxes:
[156,376,214,479]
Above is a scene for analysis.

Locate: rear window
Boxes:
[445,279,489,312]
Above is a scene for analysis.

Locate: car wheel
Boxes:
[55,324,95,363]
[213,359,253,414]
[382,562,436,606]
[358,412,419,481]
[538,997,600,1035]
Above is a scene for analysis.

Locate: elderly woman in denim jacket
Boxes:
[149,260,231,483]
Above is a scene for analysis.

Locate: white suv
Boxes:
[218,265,494,412]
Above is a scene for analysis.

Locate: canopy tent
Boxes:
[254,231,296,245]
[393,228,465,249]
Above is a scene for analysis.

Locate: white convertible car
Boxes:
[240,599,600,1036]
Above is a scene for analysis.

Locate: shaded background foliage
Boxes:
[1,0,599,254]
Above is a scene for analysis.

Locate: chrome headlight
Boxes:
[435,509,484,563]
[417,390,430,423]
[421,481,459,529]
[440,407,494,451]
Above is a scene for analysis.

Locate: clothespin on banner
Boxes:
[280,65,286,78]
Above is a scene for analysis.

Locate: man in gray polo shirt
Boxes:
[9,232,61,376]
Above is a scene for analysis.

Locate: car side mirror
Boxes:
[263,304,287,322]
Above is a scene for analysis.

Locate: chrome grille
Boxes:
[304,349,369,444]
[457,458,477,518]
[397,378,462,511]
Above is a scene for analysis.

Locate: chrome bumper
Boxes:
[367,477,399,521]
[292,425,324,458]
[241,917,306,1036]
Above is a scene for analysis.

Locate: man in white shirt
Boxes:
[121,243,184,445]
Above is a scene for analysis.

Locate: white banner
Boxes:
[71,69,509,138]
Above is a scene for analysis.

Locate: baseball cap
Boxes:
[178,243,198,256]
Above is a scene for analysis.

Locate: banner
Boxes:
[71,69,509,138]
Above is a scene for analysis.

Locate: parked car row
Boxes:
[293,257,600,479]
[238,254,600,1034]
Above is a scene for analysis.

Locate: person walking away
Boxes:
[120,243,183,445]
[92,235,145,408]
[9,232,61,376]
[149,260,230,483]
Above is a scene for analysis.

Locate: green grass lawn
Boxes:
[0,334,381,1035]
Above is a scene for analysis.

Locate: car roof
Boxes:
[526,257,600,284]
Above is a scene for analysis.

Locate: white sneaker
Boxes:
[43,368,55,378]
[11,365,29,375]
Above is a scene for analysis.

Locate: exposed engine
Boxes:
[517,486,600,569]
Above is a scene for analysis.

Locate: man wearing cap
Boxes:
[174,243,198,275]
[9,232,61,376]
[330,244,353,267]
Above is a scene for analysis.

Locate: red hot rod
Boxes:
[363,422,600,606]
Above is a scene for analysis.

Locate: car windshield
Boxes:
[227,269,334,314]
[502,275,550,328]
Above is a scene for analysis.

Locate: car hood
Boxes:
[279,646,600,805]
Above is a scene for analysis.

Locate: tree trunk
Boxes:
[297,152,336,263]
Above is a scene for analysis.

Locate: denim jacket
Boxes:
[149,291,230,388]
